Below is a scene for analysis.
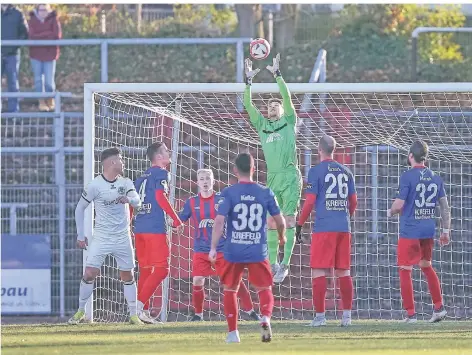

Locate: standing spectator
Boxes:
[28,4,61,111]
[1,4,28,113]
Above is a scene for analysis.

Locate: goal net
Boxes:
[83,82,472,322]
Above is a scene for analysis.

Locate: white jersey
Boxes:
[81,174,135,239]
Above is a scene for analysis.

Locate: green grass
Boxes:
[2,320,472,355]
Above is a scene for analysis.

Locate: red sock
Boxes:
[138,268,152,310]
[224,290,238,332]
[257,289,274,318]
[399,268,415,316]
[192,285,205,314]
[338,276,353,311]
[312,276,327,313]
[138,267,168,307]
[237,281,254,312]
[421,266,443,309]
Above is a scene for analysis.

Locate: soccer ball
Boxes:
[249,38,271,60]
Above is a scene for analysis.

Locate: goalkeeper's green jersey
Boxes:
[243,76,298,174]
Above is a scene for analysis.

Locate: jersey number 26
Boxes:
[325,173,348,199]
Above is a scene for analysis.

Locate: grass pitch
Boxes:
[2,320,472,355]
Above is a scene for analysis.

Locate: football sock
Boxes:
[312,276,327,314]
[282,227,296,265]
[421,266,443,309]
[123,280,138,316]
[399,268,415,316]
[338,276,353,311]
[267,229,279,265]
[224,290,239,332]
[257,289,274,318]
[138,267,168,308]
[78,279,94,310]
[237,281,254,312]
[192,285,205,315]
[138,267,152,310]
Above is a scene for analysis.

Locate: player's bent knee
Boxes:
[284,215,296,228]
[419,259,432,268]
[193,276,205,286]
[83,267,100,282]
[334,269,350,278]
[399,265,413,271]
[311,268,328,278]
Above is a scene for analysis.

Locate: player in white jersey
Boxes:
[68,147,143,325]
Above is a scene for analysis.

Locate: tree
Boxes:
[274,4,300,51]
[235,4,264,38]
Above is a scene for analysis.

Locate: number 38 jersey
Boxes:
[133,166,170,234]
[306,160,356,233]
[396,166,446,239]
[217,182,281,263]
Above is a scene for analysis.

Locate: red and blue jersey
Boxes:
[217,182,281,263]
[306,160,356,233]
[396,166,446,239]
[133,166,169,234]
[179,192,224,253]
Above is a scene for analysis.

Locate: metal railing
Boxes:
[1,37,252,84]
[411,27,472,81]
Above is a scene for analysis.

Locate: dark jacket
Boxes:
[28,10,61,61]
[1,5,29,57]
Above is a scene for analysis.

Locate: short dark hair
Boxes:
[101,147,121,163]
[147,141,164,162]
[268,98,282,106]
[409,140,429,163]
[234,152,254,175]
[319,135,336,155]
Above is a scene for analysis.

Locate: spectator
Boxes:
[28,4,61,111]
[1,4,28,113]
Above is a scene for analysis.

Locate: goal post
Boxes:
[83,82,472,322]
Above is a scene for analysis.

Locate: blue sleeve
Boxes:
[348,171,356,196]
[155,171,169,194]
[216,189,231,217]
[267,188,281,216]
[438,178,446,199]
[306,167,318,195]
[396,172,409,200]
[179,198,192,222]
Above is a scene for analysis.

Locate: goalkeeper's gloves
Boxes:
[295,224,303,244]
[266,53,281,78]
[244,58,260,85]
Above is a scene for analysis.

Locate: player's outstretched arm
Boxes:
[75,183,98,249]
[266,53,296,123]
[243,58,264,129]
[155,190,182,227]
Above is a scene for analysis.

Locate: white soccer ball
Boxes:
[249,38,271,60]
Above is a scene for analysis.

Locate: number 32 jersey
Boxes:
[396,166,446,239]
[133,166,170,234]
[217,182,281,263]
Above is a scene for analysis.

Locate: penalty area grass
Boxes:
[2,320,472,355]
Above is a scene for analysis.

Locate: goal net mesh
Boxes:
[90,87,471,322]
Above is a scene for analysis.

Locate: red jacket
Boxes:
[28,10,62,61]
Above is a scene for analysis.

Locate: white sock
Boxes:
[137,300,144,314]
[261,315,270,324]
[78,279,94,310]
[316,312,326,318]
[123,281,138,316]
[343,310,352,318]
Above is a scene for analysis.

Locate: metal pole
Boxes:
[54,93,66,318]
[371,150,378,239]
[9,207,18,235]
[267,11,274,47]
[100,41,108,83]
[411,37,417,82]
[236,40,244,112]
[161,95,182,322]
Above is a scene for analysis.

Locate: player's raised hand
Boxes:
[208,248,217,263]
[295,225,303,244]
[77,237,88,250]
[266,53,280,76]
[439,232,451,247]
[244,58,260,85]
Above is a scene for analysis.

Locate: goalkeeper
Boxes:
[243,54,302,283]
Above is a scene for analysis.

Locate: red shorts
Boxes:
[219,259,272,289]
[310,232,351,270]
[135,233,169,268]
[397,238,434,266]
[192,252,225,277]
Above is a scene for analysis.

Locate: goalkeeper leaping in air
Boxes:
[243,54,302,283]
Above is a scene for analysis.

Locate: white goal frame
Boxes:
[83,82,471,322]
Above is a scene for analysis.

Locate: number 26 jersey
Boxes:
[396,166,446,239]
[217,182,281,263]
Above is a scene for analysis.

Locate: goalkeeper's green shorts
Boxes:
[267,169,302,216]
